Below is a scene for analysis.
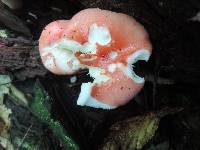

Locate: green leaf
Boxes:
[29,82,79,150]
[29,84,50,122]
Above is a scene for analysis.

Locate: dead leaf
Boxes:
[101,108,183,150]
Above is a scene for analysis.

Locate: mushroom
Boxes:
[39,8,152,109]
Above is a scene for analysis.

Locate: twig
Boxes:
[16,124,33,150]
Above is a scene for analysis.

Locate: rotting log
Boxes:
[0,45,47,78]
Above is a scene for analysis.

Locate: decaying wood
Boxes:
[0,38,38,46]
[0,45,46,78]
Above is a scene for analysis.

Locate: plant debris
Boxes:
[0,75,13,149]
[101,108,182,150]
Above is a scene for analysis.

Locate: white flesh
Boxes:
[107,49,150,83]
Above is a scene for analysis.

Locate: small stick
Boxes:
[16,124,33,150]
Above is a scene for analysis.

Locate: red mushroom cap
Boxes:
[39,8,152,109]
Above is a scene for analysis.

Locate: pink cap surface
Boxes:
[39,8,152,109]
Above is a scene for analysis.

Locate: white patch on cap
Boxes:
[76,66,114,108]
[109,51,118,59]
[125,49,151,83]
[43,54,55,70]
[88,67,110,83]
[80,42,96,54]
[77,82,116,109]
[77,24,111,54]
[58,38,82,52]
[88,24,111,46]
[43,41,81,74]
[76,66,116,109]
[107,49,151,84]
[127,49,150,64]
[108,63,124,73]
